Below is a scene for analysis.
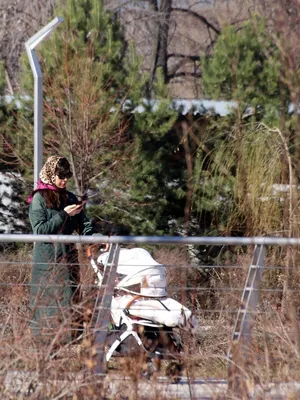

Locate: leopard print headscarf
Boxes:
[39,156,63,185]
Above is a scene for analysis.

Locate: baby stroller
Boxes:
[88,245,198,379]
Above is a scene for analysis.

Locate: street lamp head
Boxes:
[26,16,64,50]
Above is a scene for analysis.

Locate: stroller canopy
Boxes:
[98,247,167,297]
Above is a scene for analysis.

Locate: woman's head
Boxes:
[40,156,73,188]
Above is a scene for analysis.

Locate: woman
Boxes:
[28,156,94,345]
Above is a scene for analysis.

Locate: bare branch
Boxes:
[171,7,220,35]
[167,71,202,81]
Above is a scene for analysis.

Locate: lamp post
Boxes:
[25,16,64,188]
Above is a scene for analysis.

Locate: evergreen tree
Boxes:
[202,18,282,124]
[199,17,293,236]
[17,0,180,234]
[121,70,180,235]
[19,0,145,196]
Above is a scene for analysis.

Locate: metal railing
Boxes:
[2,233,300,245]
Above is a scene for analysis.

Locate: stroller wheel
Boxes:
[165,361,183,384]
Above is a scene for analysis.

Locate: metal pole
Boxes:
[227,245,265,397]
[32,51,43,187]
[92,243,120,375]
[25,17,64,188]
[229,245,265,345]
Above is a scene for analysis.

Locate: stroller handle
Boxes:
[87,243,110,259]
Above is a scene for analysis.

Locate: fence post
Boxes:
[227,244,265,398]
[91,243,120,375]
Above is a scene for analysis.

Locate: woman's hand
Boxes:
[64,204,83,216]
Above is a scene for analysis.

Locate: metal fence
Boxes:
[1,234,300,399]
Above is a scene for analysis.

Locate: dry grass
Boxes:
[1,245,300,398]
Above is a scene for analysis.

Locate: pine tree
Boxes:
[86,74,181,235]
[199,17,292,236]
[113,69,182,235]
[19,0,146,197]
[17,0,181,234]
[202,18,282,124]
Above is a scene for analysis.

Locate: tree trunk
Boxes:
[149,0,172,88]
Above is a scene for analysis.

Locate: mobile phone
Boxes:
[76,194,88,205]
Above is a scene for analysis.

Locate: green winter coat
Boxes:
[29,191,94,343]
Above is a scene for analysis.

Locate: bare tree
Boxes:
[105,0,251,98]
[0,0,250,98]
[0,0,56,93]
[148,0,172,88]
